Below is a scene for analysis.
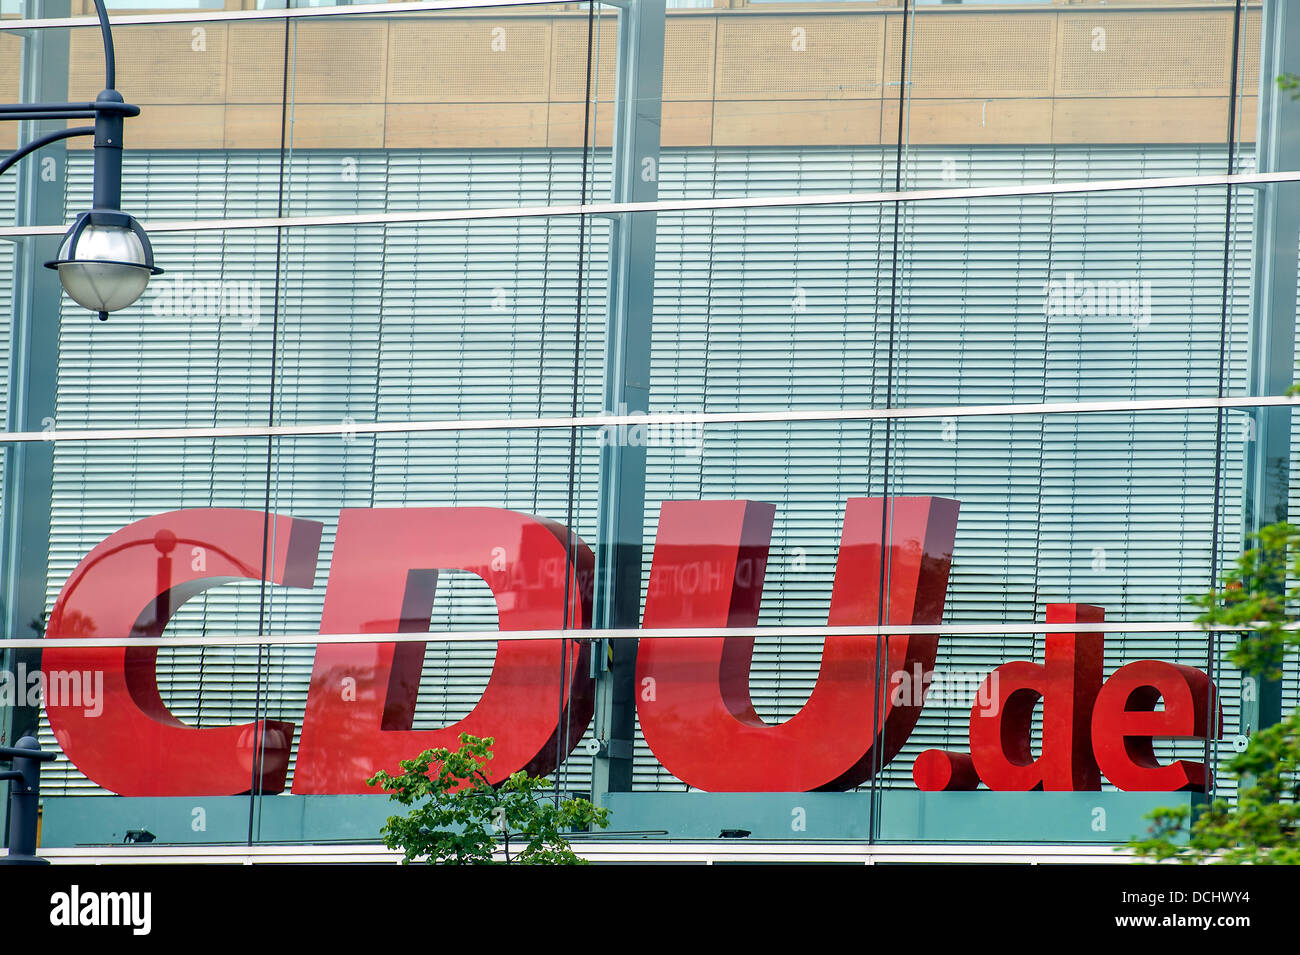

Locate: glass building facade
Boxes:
[1,0,1297,860]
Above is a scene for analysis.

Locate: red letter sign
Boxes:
[44,508,322,796]
[293,507,593,794]
[964,604,1105,791]
[636,496,959,792]
[1091,661,1220,792]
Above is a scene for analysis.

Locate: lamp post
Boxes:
[1,0,160,321]
[0,738,56,865]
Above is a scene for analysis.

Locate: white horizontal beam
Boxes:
[0,0,579,31]
[6,619,1255,649]
[0,0,1255,31]
[0,393,1289,446]
[8,842,1142,865]
[2,171,1297,239]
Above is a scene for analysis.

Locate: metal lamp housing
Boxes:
[45,210,162,320]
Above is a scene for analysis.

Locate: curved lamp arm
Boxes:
[91,0,116,92]
[2,0,159,323]
[0,127,94,178]
[0,0,121,176]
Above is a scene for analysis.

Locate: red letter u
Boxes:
[635,497,959,792]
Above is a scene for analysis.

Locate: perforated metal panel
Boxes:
[226,20,288,105]
[663,16,715,102]
[385,18,552,103]
[1057,12,1232,97]
[0,32,21,149]
[289,20,388,105]
[549,16,617,101]
[715,15,884,99]
[887,12,1056,99]
[68,22,229,104]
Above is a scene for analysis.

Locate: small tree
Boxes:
[367,733,611,865]
[1129,522,1300,864]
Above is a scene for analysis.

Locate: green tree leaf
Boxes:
[367,733,611,865]
[1128,522,1300,864]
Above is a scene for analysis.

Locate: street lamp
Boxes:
[0,0,161,321]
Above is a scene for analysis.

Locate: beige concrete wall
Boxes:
[1,2,1263,151]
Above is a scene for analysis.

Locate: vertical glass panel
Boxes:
[657,1,1257,202]
[281,4,617,216]
[593,409,1237,843]
[241,422,602,843]
[20,434,285,846]
[628,417,887,802]
[895,1,1257,187]
[651,203,896,413]
[0,26,19,171]
[0,235,13,427]
[649,186,1254,417]
[62,18,290,154]
[887,186,1255,410]
[250,191,611,839]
